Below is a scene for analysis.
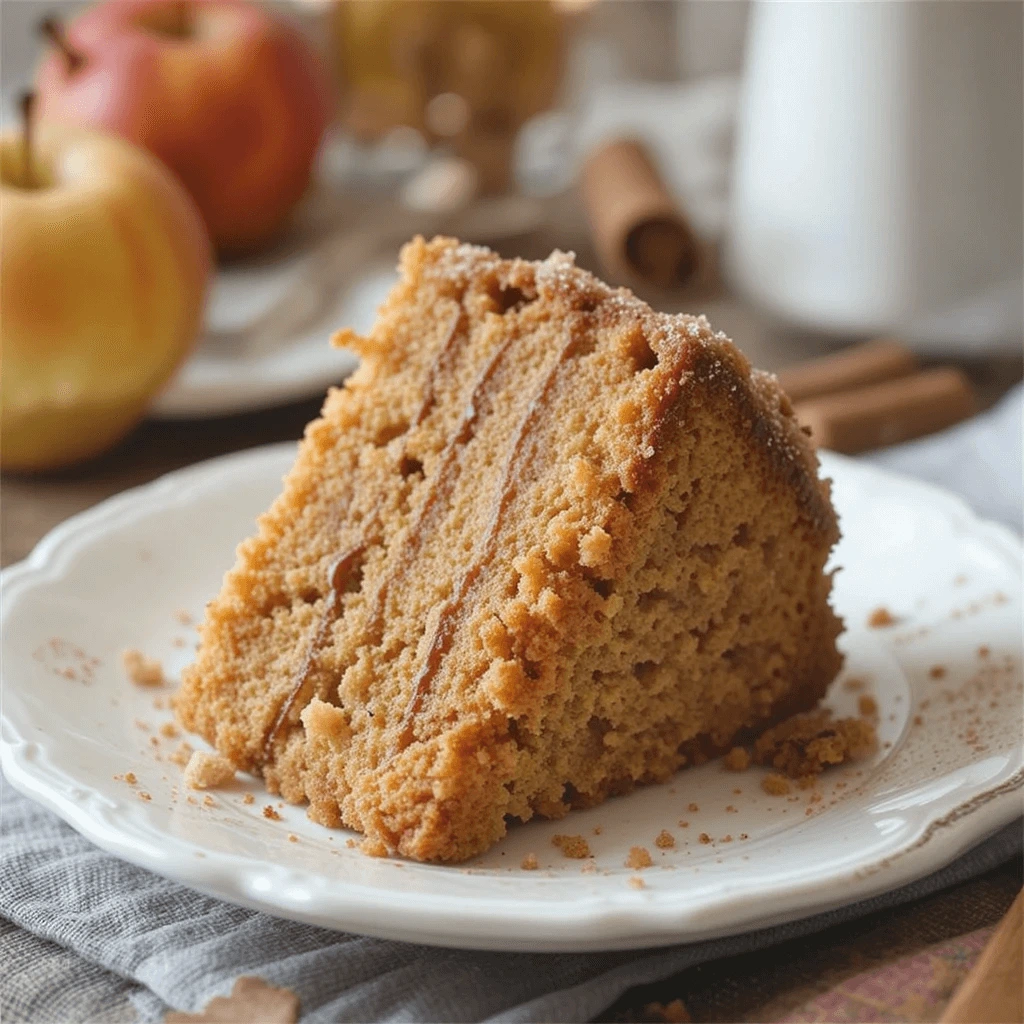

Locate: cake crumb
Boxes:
[723,746,751,771]
[552,834,591,859]
[287,834,298,843]
[725,805,737,813]
[122,648,164,687]
[677,820,689,828]
[929,665,947,679]
[169,742,194,767]
[171,637,187,649]
[345,839,357,849]
[202,795,216,808]
[636,998,691,1023]
[628,876,646,890]
[698,833,712,845]
[134,719,150,732]
[263,805,282,821]
[978,645,990,659]
[137,791,151,801]
[520,853,539,870]
[159,722,179,739]
[592,826,603,835]
[687,802,699,813]
[183,751,236,790]
[173,609,193,625]
[721,834,733,842]
[625,846,653,869]
[842,677,866,692]
[867,607,897,628]
[243,793,255,805]
[164,975,299,1024]
[655,830,675,849]
[858,695,878,717]
[124,771,137,786]
[762,773,791,796]
[753,709,876,777]
[913,714,924,726]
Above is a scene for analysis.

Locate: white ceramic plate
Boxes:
[2,447,1021,952]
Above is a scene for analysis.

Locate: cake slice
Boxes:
[176,236,843,862]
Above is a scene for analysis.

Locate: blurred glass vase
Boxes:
[727,1,1023,353]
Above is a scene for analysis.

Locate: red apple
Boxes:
[1,103,211,472]
[35,0,332,255]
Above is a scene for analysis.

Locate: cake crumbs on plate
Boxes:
[842,677,867,692]
[123,771,137,785]
[202,795,216,808]
[183,751,236,790]
[677,820,689,828]
[263,805,282,821]
[122,648,164,687]
[761,772,792,795]
[978,645,990,658]
[625,846,653,869]
[345,839,357,849]
[687,802,699,812]
[171,637,187,649]
[698,833,712,845]
[173,609,193,626]
[722,746,751,771]
[720,834,733,843]
[137,791,151,801]
[552,834,591,859]
[287,834,298,843]
[133,718,150,732]
[152,695,165,710]
[243,793,255,805]
[169,742,194,767]
[655,830,675,849]
[858,694,878,717]
[867,606,897,628]
[628,876,646,890]
[725,805,737,813]
[753,708,876,777]
[159,722,179,739]
[929,665,947,679]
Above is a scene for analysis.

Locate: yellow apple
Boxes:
[1,116,211,472]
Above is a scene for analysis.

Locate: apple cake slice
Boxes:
[176,236,842,862]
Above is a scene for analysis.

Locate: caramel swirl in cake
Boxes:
[394,326,583,752]
[262,542,367,759]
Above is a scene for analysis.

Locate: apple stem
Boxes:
[20,92,35,189]
[40,17,84,73]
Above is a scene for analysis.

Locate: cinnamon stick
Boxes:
[777,338,919,403]
[940,888,1022,1023]
[581,138,701,290]
[794,368,976,454]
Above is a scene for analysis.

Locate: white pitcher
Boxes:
[727,1,1023,353]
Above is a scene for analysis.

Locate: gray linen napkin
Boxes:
[2,386,1021,1024]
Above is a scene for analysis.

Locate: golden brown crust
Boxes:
[177,236,842,862]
